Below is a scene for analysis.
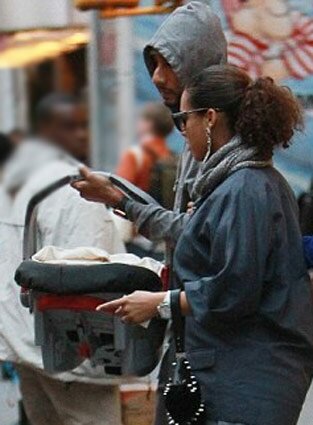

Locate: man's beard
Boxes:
[163,99,180,114]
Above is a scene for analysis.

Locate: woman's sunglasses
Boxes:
[172,107,222,132]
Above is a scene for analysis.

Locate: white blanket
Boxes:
[32,246,164,276]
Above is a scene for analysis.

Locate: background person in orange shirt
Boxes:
[115,102,175,257]
[116,102,174,194]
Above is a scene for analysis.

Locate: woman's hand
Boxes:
[187,201,195,215]
[96,291,166,324]
[71,166,124,207]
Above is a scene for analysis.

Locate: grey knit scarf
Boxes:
[191,136,272,200]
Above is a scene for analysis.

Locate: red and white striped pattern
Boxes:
[228,32,268,79]
[283,13,313,79]
[228,12,313,80]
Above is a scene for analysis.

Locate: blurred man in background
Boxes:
[8,129,27,147]
[0,133,20,425]
[0,93,125,425]
[36,93,90,164]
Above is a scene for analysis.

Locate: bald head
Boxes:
[35,93,89,163]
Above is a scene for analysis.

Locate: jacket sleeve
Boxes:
[125,199,190,245]
[184,184,274,325]
[303,236,313,268]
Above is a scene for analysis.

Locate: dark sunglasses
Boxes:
[172,108,222,132]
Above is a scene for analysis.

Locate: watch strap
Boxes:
[170,289,185,353]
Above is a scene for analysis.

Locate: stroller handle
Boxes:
[23,172,159,261]
[97,172,158,206]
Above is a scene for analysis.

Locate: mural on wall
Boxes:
[134,0,313,193]
[218,0,313,196]
[222,0,313,83]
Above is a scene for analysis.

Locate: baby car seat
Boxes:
[15,173,166,376]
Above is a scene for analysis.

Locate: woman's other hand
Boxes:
[96,291,166,324]
[187,201,195,215]
[71,166,124,207]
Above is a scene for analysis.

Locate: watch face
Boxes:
[158,302,171,320]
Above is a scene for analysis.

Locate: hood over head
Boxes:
[144,1,227,87]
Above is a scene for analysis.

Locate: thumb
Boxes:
[79,165,92,180]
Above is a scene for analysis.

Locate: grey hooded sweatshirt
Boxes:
[125,1,227,245]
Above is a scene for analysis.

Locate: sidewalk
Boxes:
[0,379,20,425]
[298,383,313,425]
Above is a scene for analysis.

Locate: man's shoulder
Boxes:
[12,159,78,222]
[22,159,76,196]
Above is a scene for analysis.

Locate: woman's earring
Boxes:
[203,127,212,162]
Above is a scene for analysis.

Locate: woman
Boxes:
[74,66,313,425]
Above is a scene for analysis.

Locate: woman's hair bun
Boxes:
[236,75,303,157]
[186,65,303,159]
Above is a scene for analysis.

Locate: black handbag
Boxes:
[163,289,206,425]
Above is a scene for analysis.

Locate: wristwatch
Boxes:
[157,291,172,320]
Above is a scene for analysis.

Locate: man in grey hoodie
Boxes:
[73,4,227,424]
[74,1,227,247]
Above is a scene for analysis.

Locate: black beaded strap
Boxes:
[170,289,185,353]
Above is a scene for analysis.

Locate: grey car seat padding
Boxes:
[15,261,162,295]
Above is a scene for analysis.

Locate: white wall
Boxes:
[0,0,87,32]
[116,17,135,157]
[0,68,28,133]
